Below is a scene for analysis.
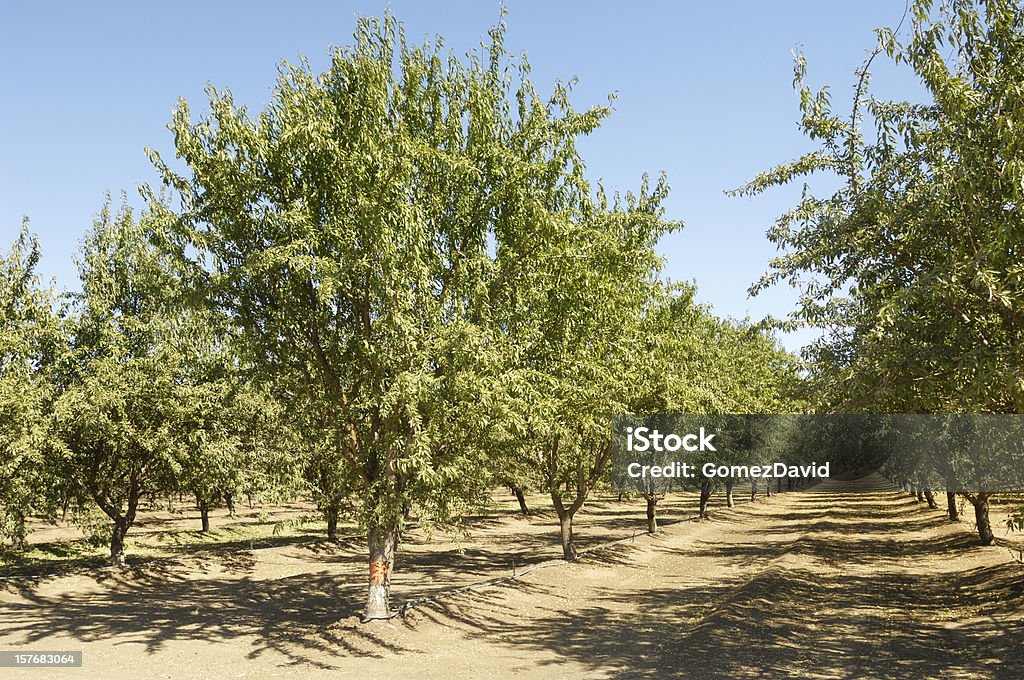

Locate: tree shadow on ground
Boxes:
[0,563,400,668]
[2,478,1020,676]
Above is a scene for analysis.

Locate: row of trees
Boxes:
[738,0,1024,545]
[1,15,798,620]
[0,212,295,565]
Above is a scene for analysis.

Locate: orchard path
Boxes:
[340,473,1024,679]
[2,473,1022,678]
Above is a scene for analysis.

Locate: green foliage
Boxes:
[737,0,1024,415]
[492,177,678,528]
[47,203,184,543]
[619,287,801,505]
[149,13,612,547]
[167,313,296,523]
[0,223,60,546]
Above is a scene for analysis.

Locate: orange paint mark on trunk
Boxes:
[369,559,389,583]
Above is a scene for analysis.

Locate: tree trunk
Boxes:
[224,492,235,516]
[543,436,609,563]
[969,494,994,546]
[556,508,577,561]
[725,478,734,508]
[946,491,959,521]
[750,480,757,502]
[765,479,772,498]
[200,503,211,533]
[512,486,530,516]
[777,477,783,494]
[95,476,140,569]
[645,494,658,533]
[364,524,397,620]
[698,480,712,519]
[923,486,937,509]
[326,507,339,542]
[916,488,924,502]
[110,520,128,568]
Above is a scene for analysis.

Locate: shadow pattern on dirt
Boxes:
[1,476,1021,676]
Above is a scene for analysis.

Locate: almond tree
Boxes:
[148,14,621,618]
[495,178,679,561]
[48,203,182,566]
[629,288,797,526]
[168,319,293,534]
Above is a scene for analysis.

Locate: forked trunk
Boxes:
[364,524,397,620]
[96,477,140,569]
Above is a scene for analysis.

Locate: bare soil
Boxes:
[1,474,1022,679]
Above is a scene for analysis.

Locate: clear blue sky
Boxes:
[0,1,925,353]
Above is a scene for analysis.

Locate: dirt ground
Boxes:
[2,474,1022,679]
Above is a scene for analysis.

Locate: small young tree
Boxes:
[49,203,181,566]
